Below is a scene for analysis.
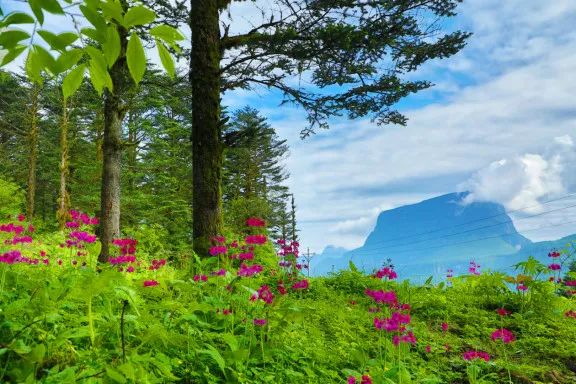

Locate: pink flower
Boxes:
[239,252,254,260]
[365,289,397,306]
[193,274,208,282]
[441,322,449,332]
[238,263,263,277]
[463,350,490,362]
[143,280,159,287]
[565,280,576,287]
[126,266,135,273]
[360,375,372,384]
[246,217,266,227]
[497,308,511,316]
[565,310,576,319]
[209,245,227,256]
[222,308,232,316]
[257,285,274,304]
[425,345,431,353]
[517,283,528,291]
[253,318,267,326]
[375,266,398,280]
[548,263,561,271]
[348,377,356,384]
[469,260,481,275]
[548,250,561,258]
[491,328,516,343]
[245,234,267,245]
[17,214,25,222]
[212,268,226,276]
[291,279,309,290]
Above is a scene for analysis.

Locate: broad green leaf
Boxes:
[10,339,31,355]
[101,1,124,25]
[150,25,184,44]
[62,64,86,99]
[28,0,44,25]
[0,30,30,49]
[89,57,112,94]
[28,343,46,363]
[81,28,104,43]
[1,45,26,66]
[25,49,43,83]
[2,12,35,25]
[56,48,84,72]
[124,6,155,28]
[37,30,77,51]
[126,33,145,85]
[156,40,174,78]
[80,5,106,31]
[33,45,58,74]
[199,345,226,374]
[40,0,64,15]
[106,366,127,384]
[102,26,120,67]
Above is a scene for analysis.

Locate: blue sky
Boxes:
[4,0,576,253]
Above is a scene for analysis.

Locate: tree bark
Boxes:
[190,0,224,256]
[98,22,130,262]
[57,96,71,230]
[26,85,40,220]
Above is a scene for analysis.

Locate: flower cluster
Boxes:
[348,375,372,384]
[149,259,167,270]
[374,266,397,280]
[548,250,561,258]
[238,263,263,277]
[491,328,516,343]
[245,234,267,245]
[291,279,309,290]
[463,350,490,361]
[246,217,266,227]
[66,210,99,228]
[469,260,481,275]
[365,289,397,306]
[374,311,411,332]
[497,308,511,316]
[565,310,576,319]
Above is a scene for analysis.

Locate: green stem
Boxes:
[88,296,95,346]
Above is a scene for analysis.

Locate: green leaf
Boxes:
[25,49,43,83]
[28,0,44,25]
[0,30,30,49]
[40,0,64,15]
[33,45,58,74]
[101,1,125,25]
[102,26,120,67]
[126,33,145,85]
[150,25,184,44]
[349,260,358,273]
[38,30,77,51]
[156,40,174,79]
[28,343,46,363]
[1,45,26,66]
[81,28,104,43]
[56,48,84,72]
[80,5,106,32]
[106,366,127,384]
[2,12,35,25]
[89,57,112,95]
[199,345,226,374]
[10,339,31,355]
[62,64,86,99]
[124,6,156,28]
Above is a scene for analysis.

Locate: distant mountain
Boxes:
[310,245,348,272]
[312,192,573,282]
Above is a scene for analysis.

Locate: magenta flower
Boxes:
[425,345,431,353]
[253,318,267,326]
[360,375,372,384]
[548,263,561,271]
[548,250,561,258]
[238,263,263,277]
[497,308,511,316]
[565,280,576,287]
[348,377,356,384]
[246,217,266,227]
[257,285,275,304]
[209,245,227,256]
[245,234,267,245]
[291,279,309,290]
[565,310,576,319]
[463,350,490,362]
[365,289,397,306]
[516,283,528,291]
[143,280,159,287]
[375,266,398,280]
[491,328,516,343]
[17,214,25,222]
[441,322,449,332]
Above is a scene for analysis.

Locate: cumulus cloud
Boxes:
[460,136,576,213]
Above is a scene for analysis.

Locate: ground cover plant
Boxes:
[1,210,575,383]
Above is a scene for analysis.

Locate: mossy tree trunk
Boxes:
[99,21,130,262]
[26,85,40,220]
[190,0,224,256]
[57,96,71,230]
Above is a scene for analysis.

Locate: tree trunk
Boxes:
[57,96,71,230]
[26,85,40,219]
[190,0,223,256]
[98,23,130,263]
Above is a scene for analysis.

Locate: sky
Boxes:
[3,0,576,253]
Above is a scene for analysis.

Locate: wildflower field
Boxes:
[1,213,575,384]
